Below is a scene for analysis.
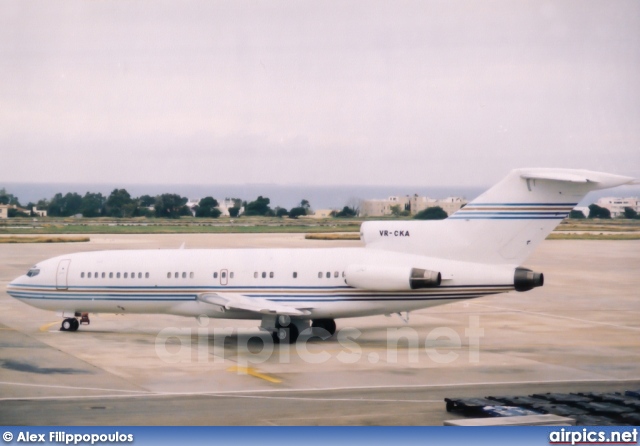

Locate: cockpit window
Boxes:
[26,268,40,277]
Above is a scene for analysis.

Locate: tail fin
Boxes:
[361,168,635,265]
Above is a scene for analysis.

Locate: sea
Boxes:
[3,182,639,210]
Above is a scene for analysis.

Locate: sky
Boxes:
[1,0,639,188]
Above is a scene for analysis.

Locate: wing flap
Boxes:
[198,292,311,316]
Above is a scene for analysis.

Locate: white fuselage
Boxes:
[10,168,633,328]
[7,247,515,320]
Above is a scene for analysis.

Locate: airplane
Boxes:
[6,168,637,343]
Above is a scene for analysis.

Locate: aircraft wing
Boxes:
[197,292,312,316]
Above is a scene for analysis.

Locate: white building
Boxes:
[218,199,243,217]
[0,205,8,219]
[360,196,410,217]
[596,197,640,218]
[308,209,334,219]
[431,197,467,216]
[186,199,200,217]
[32,207,47,217]
[361,194,467,217]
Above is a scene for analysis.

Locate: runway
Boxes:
[1,234,639,425]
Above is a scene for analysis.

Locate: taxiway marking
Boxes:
[227,366,282,384]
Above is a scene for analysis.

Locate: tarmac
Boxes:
[0,234,639,425]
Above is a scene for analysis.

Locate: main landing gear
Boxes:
[311,319,337,337]
[267,317,337,344]
[60,313,90,332]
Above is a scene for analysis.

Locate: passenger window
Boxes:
[293,272,297,279]
[326,272,330,278]
[124,273,128,278]
[81,272,85,278]
[102,272,106,278]
[213,272,218,279]
[182,272,186,279]
[174,272,178,278]
[342,271,345,277]
[221,271,227,279]
[262,272,266,278]
[334,271,339,278]
[270,272,274,278]
[254,272,258,278]
[109,272,113,278]
[230,272,234,279]
[138,272,142,279]
[167,272,171,278]
[190,272,194,279]
[88,272,92,278]
[318,272,322,278]
[117,273,121,278]
[145,272,149,279]
[95,272,98,279]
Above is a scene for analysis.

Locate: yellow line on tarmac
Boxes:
[39,321,60,332]
[227,366,282,384]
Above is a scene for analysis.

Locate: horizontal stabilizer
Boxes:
[198,292,311,316]
[518,168,635,189]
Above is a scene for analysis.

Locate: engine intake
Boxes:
[514,267,544,292]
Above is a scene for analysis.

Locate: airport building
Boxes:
[596,197,640,218]
[361,195,467,217]
[0,205,45,218]
[360,196,411,217]
[217,199,243,217]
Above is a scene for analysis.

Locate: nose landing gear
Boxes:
[60,318,79,332]
[60,313,89,332]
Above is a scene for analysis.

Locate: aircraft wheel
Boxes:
[70,318,80,332]
[276,323,299,344]
[312,319,336,336]
[61,318,73,331]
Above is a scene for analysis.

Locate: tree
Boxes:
[288,207,306,219]
[47,192,83,217]
[8,208,29,217]
[138,195,156,208]
[106,189,136,218]
[36,199,49,211]
[195,197,221,218]
[414,206,448,220]
[569,210,586,219]
[334,206,357,218]
[0,188,20,206]
[244,196,272,216]
[275,207,289,218]
[623,207,638,219]
[345,197,361,216]
[155,194,189,218]
[228,206,240,218]
[390,204,410,217]
[588,204,611,219]
[81,192,105,218]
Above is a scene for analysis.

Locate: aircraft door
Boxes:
[220,269,228,286]
[56,259,71,290]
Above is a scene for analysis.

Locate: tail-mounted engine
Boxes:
[514,267,544,292]
[345,265,441,291]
